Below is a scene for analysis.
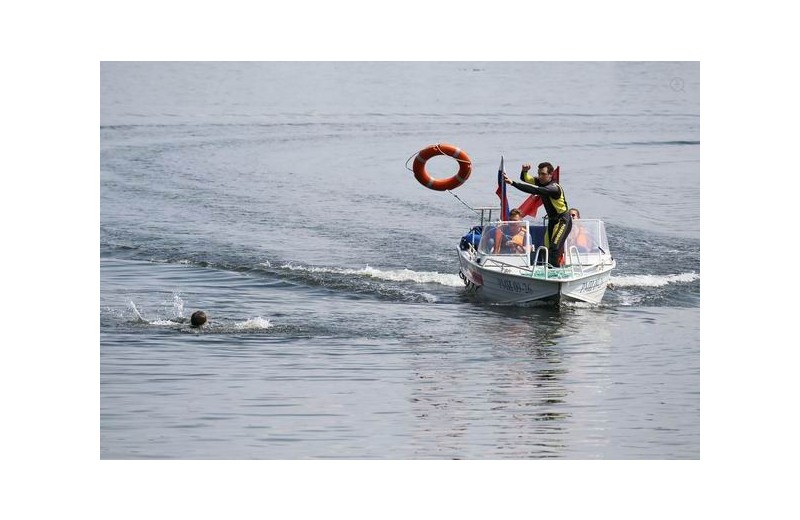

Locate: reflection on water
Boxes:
[407,306,617,458]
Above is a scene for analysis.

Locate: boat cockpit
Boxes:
[466,218,612,268]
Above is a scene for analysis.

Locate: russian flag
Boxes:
[495,157,510,221]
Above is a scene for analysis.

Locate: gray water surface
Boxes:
[100,61,699,459]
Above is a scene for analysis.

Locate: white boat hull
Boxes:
[458,248,614,305]
[559,271,613,304]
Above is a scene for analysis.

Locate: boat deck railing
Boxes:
[479,252,573,281]
[473,206,500,228]
[530,246,576,280]
[475,244,613,281]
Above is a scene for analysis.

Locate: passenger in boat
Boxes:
[568,208,592,252]
[502,208,528,253]
[503,162,572,266]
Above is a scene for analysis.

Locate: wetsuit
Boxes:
[509,175,572,266]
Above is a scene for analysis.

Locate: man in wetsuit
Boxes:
[503,162,572,267]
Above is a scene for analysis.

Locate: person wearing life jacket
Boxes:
[502,208,528,254]
[568,208,592,252]
[503,162,572,267]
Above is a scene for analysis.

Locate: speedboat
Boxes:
[406,142,616,305]
[457,208,616,305]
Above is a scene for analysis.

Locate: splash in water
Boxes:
[234,317,273,330]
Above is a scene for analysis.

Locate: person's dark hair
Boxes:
[509,208,522,219]
[537,162,554,174]
[190,310,208,327]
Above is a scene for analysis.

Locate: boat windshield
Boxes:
[565,219,611,254]
[476,220,531,255]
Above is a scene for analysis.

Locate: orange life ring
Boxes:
[412,143,472,191]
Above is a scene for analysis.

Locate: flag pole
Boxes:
[493,155,509,253]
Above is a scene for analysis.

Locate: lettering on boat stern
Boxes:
[578,275,609,294]
[498,278,535,294]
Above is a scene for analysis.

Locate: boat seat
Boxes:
[529,225,546,249]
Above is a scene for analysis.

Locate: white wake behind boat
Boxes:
[457,208,616,305]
